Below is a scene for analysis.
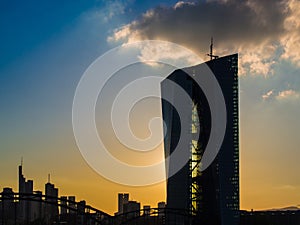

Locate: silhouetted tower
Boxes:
[18,159,34,223]
[68,196,76,214]
[60,196,68,215]
[45,175,59,223]
[118,193,129,214]
[161,54,239,225]
[18,158,25,196]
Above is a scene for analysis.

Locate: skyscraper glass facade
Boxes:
[161,54,239,225]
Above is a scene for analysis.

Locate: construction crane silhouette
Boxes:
[207,37,219,60]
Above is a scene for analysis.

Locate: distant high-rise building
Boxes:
[78,200,87,225]
[18,161,26,220]
[60,196,68,215]
[118,193,129,214]
[161,54,239,225]
[158,201,166,217]
[31,191,43,221]
[77,200,86,214]
[45,177,59,222]
[123,201,140,218]
[68,196,76,214]
[1,188,15,221]
[18,161,34,222]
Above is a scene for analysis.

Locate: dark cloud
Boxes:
[112,0,289,54]
[109,0,300,76]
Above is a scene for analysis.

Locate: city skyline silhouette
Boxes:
[1,0,300,222]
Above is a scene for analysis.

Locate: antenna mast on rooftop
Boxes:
[207,37,219,60]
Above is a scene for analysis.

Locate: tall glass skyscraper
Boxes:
[161,54,239,225]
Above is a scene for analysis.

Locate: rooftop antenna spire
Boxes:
[207,37,219,60]
[48,173,51,183]
[210,37,213,60]
[21,157,23,167]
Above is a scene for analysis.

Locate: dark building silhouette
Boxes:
[117,193,129,215]
[161,54,239,225]
[18,160,35,222]
[143,205,151,216]
[31,190,43,221]
[0,187,16,224]
[1,163,112,225]
[77,200,87,225]
[123,201,141,218]
[240,210,300,225]
[45,176,59,222]
[68,196,77,214]
[61,196,68,215]
[158,201,166,218]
